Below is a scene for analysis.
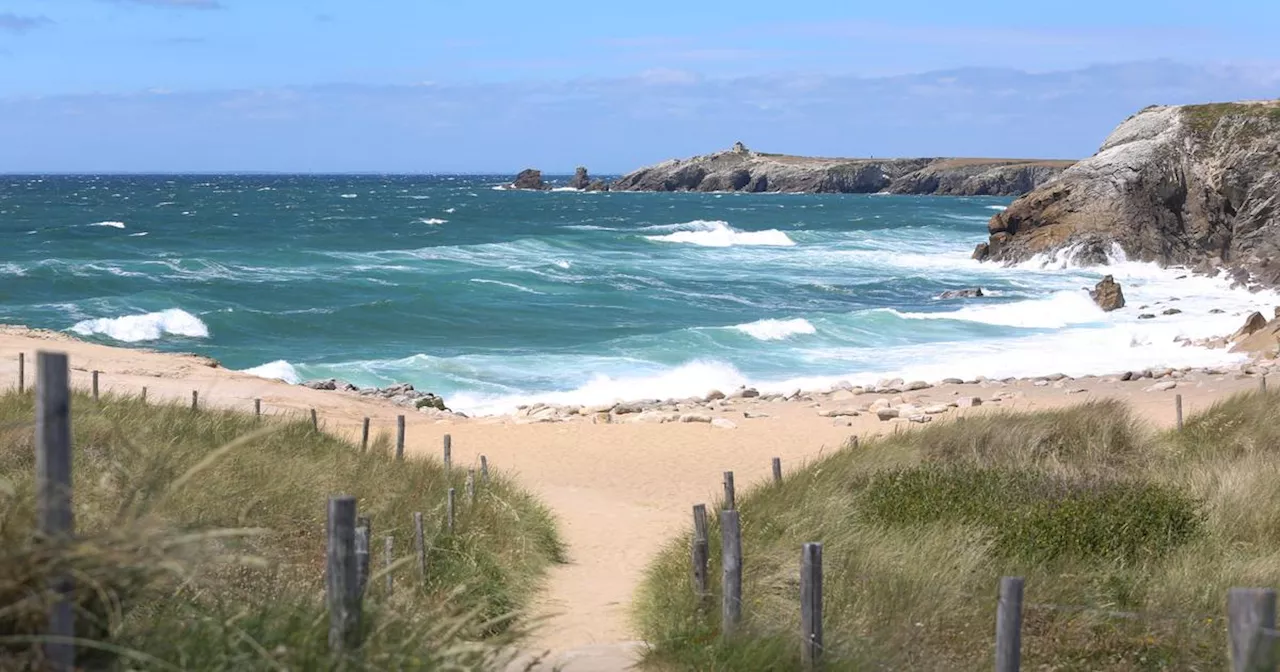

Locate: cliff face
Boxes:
[609,147,1072,196]
[974,101,1280,286]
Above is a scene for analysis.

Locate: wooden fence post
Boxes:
[801,542,824,670]
[17,352,24,392]
[361,417,370,452]
[384,536,394,594]
[724,471,736,511]
[722,509,742,640]
[1176,394,1184,431]
[255,398,261,418]
[447,487,456,533]
[691,504,710,608]
[443,434,452,471]
[355,517,371,597]
[311,408,318,431]
[326,495,360,653]
[1262,376,1269,394]
[141,386,147,404]
[92,369,99,401]
[480,455,489,484]
[772,457,783,485]
[995,576,1025,672]
[413,512,427,582]
[1229,587,1278,672]
[396,415,405,460]
[36,351,75,671]
[191,390,198,411]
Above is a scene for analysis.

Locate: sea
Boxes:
[3,174,1277,415]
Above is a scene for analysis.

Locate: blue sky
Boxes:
[1,0,1278,172]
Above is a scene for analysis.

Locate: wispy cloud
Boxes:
[102,0,224,9]
[0,13,53,34]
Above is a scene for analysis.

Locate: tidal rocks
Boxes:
[1090,275,1126,311]
[356,382,450,411]
[937,288,985,299]
[568,166,591,190]
[974,101,1280,287]
[511,168,548,190]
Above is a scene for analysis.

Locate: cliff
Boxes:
[608,145,1073,196]
[974,101,1280,286]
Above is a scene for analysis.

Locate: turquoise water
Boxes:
[3,175,1275,414]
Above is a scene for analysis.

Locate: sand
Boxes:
[1,324,1273,670]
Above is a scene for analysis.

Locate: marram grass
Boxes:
[635,396,1280,671]
[0,389,563,670]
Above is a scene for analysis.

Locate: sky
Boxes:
[1,0,1278,172]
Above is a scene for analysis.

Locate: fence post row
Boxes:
[995,576,1025,672]
[326,495,361,653]
[36,352,75,671]
[801,542,824,670]
[355,517,371,597]
[1229,587,1278,672]
[721,509,743,640]
[723,471,736,511]
[691,504,710,606]
[396,415,405,460]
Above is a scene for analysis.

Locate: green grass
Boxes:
[635,397,1280,671]
[0,389,564,670]
[1182,101,1280,141]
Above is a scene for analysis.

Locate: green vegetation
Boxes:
[0,390,563,670]
[635,397,1280,670]
[1182,101,1280,140]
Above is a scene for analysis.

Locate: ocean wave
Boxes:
[89,221,126,229]
[893,291,1105,329]
[419,218,448,225]
[70,308,209,342]
[469,278,545,294]
[734,318,817,341]
[128,232,149,237]
[644,220,795,247]
[340,193,358,199]
[241,360,300,383]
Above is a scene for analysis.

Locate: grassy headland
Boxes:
[635,395,1280,670]
[0,389,563,670]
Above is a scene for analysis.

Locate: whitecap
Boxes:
[70,308,209,342]
[644,220,795,247]
[88,221,126,229]
[445,207,456,213]
[419,218,448,225]
[986,205,1007,211]
[340,193,358,199]
[734,318,817,341]
[241,359,300,383]
[128,232,149,237]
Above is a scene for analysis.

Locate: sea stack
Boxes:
[569,167,591,190]
[511,168,549,190]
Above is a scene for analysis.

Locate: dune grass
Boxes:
[0,389,563,670]
[635,395,1280,670]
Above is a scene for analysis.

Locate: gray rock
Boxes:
[1145,381,1178,392]
[511,168,548,190]
[941,378,965,385]
[679,413,713,423]
[704,389,726,402]
[906,381,931,391]
[876,408,900,421]
[568,166,591,190]
[937,288,985,299]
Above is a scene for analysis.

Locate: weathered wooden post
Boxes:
[1229,587,1278,672]
[724,471,736,511]
[772,457,783,485]
[1176,394,1184,431]
[413,512,427,582]
[191,390,198,411]
[396,414,405,460]
[480,455,490,484]
[326,495,361,653]
[447,487,456,534]
[384,536,394,594]
[722,509,742,640]
[36,351,75,671]
[466,469,476,504]
[311,408,319,431]
[355,517,371,597]
[1262,376,1269,394]
[691,504,710,607]
[801,543,824,670]
[360,417,370,452]
[92,369,99,400]
[254,398,261,418]
[443,433,452,471]
[17,352,24,392]
[995,576,1025,672]
[141,386,147,404]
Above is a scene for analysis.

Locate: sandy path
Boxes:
[1,326,1269,670]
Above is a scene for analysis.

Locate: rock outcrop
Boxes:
[937,288,985,299]
[973,101,1280,286]
[1090,275,1126,311]
[569,167,591,190]
[511,168,548,190]
[609,144,1071,195]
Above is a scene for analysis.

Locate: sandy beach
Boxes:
[2,323,1276,669]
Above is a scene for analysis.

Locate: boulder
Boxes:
[511,168,548,190]
[569,166,591,190]
[585,179,610,192]
[1089,275,1126,311]
[1230,314,1280,356]
[1163,308,1183,315]
[679,413,713,423]
[876,408,900,421]
[937,288,985,299]
[704,389,726,401]
[1145,381,1178,392]
[1232,312,1269,341]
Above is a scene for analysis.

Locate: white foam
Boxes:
[128,232,149,237]
[241,359,301,383]
[551,187,582,192]
[895,291,1105,329]
[340,193,358,199]
[419,218,448,225]
[734,318,817,341]
[470,278,545,294]
[445,207,456,213]
[987,205,1007,211]
[89,221,126,229]
[554,260,572,269]
[70,308,209,342]
[645,220,795,247]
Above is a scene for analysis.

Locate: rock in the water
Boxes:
[568,166,591,190]
[511,168,548,190]
[584,179,610,192]
[1163,308,1183,315]
[1211,308,1226,314]
[937,288,985,299]
[1139,314,1156,320]
[1089,275,1126,311]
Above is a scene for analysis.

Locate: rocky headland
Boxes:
[974,100,1280,287]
